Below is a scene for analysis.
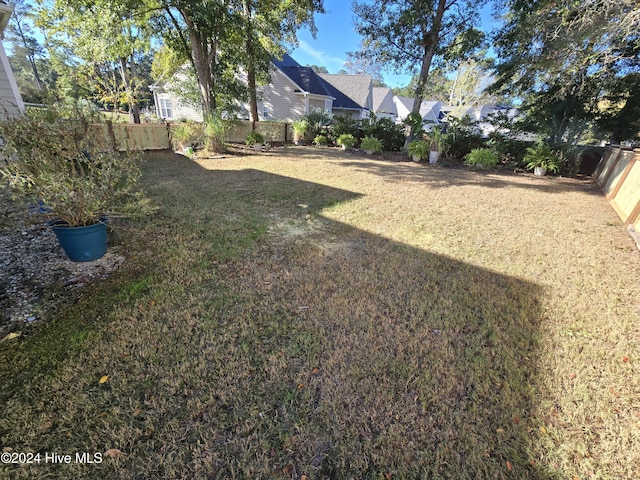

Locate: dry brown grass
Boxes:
[1,147,638,479]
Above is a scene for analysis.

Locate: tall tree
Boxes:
[5,0,44,91]
[491,0,640,143]
[238,0,324,122]
[345,43,385,85]
[352,0,488,143]
[35,0,155,123]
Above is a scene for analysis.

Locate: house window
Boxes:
[324,99,332,113]
[159,98,172,119]
[262,105,270,119]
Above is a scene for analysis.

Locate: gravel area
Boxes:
[0,222,125,337]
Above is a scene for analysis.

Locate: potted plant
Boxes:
[524,140,561,176]
[246,131,265,152]
[313,134,329,146]
[0,104,141,262]
[360,136,383,155]
[464,148,499,168]
[336,133,356,151]
[292,119,308,145]
[407,139,430,162]
[426,127,446,164]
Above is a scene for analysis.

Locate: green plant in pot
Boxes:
[407,139,430,162]
[0,105,141,262]
[426,127,446,164]
[524,140,561,176]
[171,120,200,153]
[336,133,355,151]
[245,131,265,152]
[292,119,308,145]
[360,136,383,154]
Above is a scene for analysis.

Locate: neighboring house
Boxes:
[0,1,24,119]
[318,73,372,119]
[372,87,396,121]
[150,54,375,122]
[393,96,441,125]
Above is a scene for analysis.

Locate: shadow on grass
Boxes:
[0,152,550,479]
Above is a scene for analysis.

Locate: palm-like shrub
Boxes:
[465,148,499,168]
[524,140,562,173]
[407,139,430,161]
[360,136,383,153]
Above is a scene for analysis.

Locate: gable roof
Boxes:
[372,87,395,115]
[272,54,334,97]
[394,96,441,123]
[318,73,372,110]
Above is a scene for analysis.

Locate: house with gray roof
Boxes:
[0,1,24,119]
[372,87,396,121]
[151,54,374,122]
[318,73,372,119]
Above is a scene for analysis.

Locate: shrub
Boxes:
[330,115,360,139]
[360,136,383,153]
[407,140,430,161]
[292,118,308,143]
[442,115,484,159]
[203,113,230,153]
[362,116,405,151]
[465,148,499,168]
[336,133,356,149]
[0,104,141,227]
[304,110,332,137]
[245,131,265,145]
[313,134,329,146]
[524,140,562,173]
[486,132,529,166]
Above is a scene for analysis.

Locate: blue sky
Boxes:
[290,1,499,88]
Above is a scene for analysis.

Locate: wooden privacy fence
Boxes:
[101,120,291,151]
[594,146,640,246]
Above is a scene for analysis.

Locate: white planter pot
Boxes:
[412,154,421,162]
[365,150,374,155]
[429,150,440,164]
[534,166,547,176]
[253,143,262,152]
[341,145,347,151]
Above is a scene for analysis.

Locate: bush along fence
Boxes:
[594,146,640,248]
[101,120,291,152]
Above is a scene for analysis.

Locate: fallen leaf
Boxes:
[297,383,304,389]
[623,356,629,363]
[513,417,521,424]
[104,448,123,459]
[573,476,580,480]
[506,461,513,470]
[283,464,293,475]
[2,332,21,342]
[2,447,13,453]
[570,373,576,379]
[385,473,392,480]
[311,368,320,375]
[496,428,505,434]
[99,375,109,384]
[301,476,307,480]
[540,426,547,434]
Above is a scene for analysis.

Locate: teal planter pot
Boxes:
[50,221,107,262]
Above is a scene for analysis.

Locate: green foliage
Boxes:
[464,148,499,168]
[330,115,360,139]
[362,117,405,151]
[203,113,232,153]
[291,119,309,135]
[313,134,329,146]
[523,140,562,173]
[486,132,529,166]
[360,136,383,153]
[442,115,484,159]
[336,134,356,149]
[245,131,265,145]
[407,140,430,160]
[304,110,332,137]
[426,127,447,152]
[171,121,201,149]
[403,112,425,139]
[0,105,141,226]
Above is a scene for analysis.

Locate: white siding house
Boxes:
[393,96,441,125]
[372,87,396,121]
[0,1,24,119]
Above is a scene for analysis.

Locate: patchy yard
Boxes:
[1,147,638,479]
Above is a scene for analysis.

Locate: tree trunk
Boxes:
[243,0,259,122]
[404,0,447,149]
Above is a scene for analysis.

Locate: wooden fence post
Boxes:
[105,120,117,151]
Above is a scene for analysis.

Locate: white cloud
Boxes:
[297,40,346,71]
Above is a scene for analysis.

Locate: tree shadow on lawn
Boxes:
[0,152,550,479]
[287,148,601,196]
[145,153,552,479]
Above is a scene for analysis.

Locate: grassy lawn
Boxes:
[1,147,638,479]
